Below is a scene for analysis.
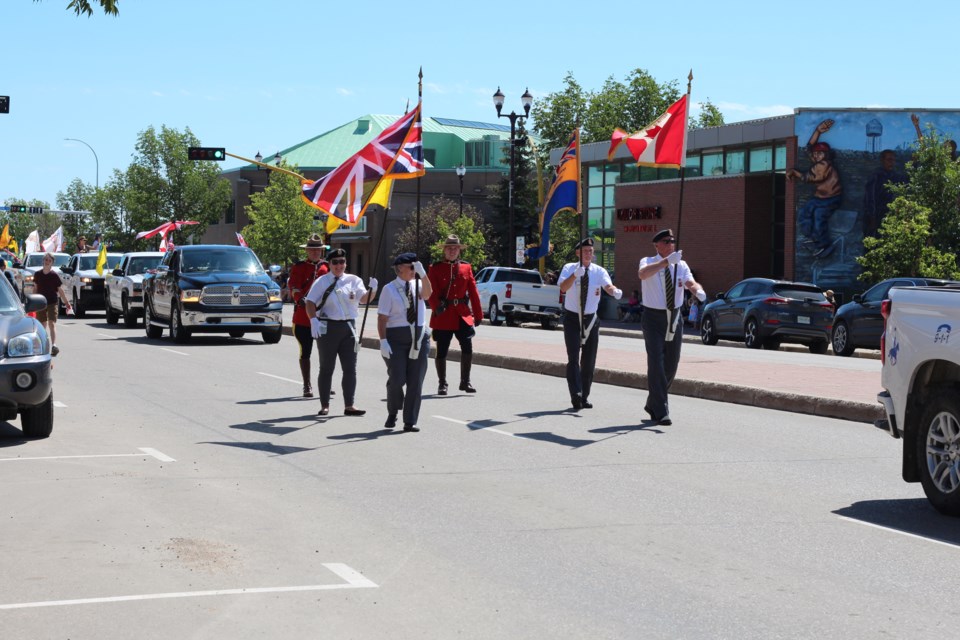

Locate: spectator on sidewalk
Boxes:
[33,252,73,356]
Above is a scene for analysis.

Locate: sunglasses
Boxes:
[659,239,676,244]
[331,259,346,265]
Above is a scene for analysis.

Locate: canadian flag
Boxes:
[235,232,248,247]
[608,94,689,168]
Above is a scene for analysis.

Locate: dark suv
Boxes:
[831,277,960,356]
[700,278,834,353]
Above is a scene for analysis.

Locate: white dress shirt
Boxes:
[639,256,693,310]
[305,272,367,320]
[559,261,612,314]
[378,277,427,328]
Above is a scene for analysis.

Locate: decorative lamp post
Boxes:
[273,151,282,166]
[254,151,263,165]
[64,137,99,189]
[456,163,466,217]
[492,87,532,265]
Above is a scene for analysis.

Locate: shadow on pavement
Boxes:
[833,499,960,546]
[590,422,665,435]
[0,421,29,447]
[200,441,319,456]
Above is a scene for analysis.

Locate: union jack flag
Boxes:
[301,102,425,226]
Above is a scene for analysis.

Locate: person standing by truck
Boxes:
[558,238,621,411]
[428,235,483,395]
[33,252,73,356]
[287,234,329,397]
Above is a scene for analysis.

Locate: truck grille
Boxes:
[200,284,269,306]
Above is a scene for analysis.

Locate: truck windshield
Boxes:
[181,251,262,273]
[127,256,162,275]
[79,254,122,271]
[495,270,542,284]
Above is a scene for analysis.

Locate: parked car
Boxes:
[831,277,960,356]
[699,278,834,353]
[104,251,164,327]
[0,276,54,438]
[59,251,123,317]
[14,252,70,300]
[475,266,563,330]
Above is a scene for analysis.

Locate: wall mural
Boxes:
[792,109,960,297]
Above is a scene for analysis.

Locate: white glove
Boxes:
[574,265,585,278]
[368,277,378,291]
[413,261,427,278]
[379,338,392,359]
[666,250,683,265]
[695,288,707,303]
[612,288,623,300]
[310,317,322,339]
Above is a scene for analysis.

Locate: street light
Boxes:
[254,151,263,165]
[64,137,99,189]
[456,163,466,217]
[273,151,282,166]
[493,87,532,265]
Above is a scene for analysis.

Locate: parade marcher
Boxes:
[33,252,73,357]
[378,252,433,432]
[304,248,378,417]
[558,238,621,411]
[287,233,329,397]
[637,229,706,425]
[427,235,483,395]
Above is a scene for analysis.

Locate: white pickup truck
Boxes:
[475,266,564,330]
[104,251,164,327]
[877,285,960,516]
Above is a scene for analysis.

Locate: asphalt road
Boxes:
[2,314,957,639]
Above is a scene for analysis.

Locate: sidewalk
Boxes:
[283,305,883,424]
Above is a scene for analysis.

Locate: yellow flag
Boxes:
[0,225,9,251]
[325,215,342,235]
[8,239,18,255]
[368,178,394,209]
[95,242,108,276]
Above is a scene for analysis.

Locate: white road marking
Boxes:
[837,515,960,549]
[97,333,115,339]
[54,401,67,408]
[258,372,300,384]
[0,449,175,463]
[159,348,189,356]
[434,415,522,439]
[0,563,377,610]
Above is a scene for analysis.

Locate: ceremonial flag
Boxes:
[236,232,248,247]
[95,241,108,276]
[301,102,424,227]
[135,220,199,241]
[526,129,580,261]
[41,226,64,253]
[607,94,689,168]
[8,239,18,255]
[0,225,9,252]
[25,230,39,254]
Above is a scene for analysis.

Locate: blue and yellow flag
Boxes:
[526,129,580,260]
[95,242,108,276]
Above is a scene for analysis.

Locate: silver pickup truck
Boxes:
[475,266,563,330]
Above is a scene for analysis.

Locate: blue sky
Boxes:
[2,0,958,208]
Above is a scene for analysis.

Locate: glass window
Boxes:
[862,282,892,303]
[702,152,724,176]
[639,166,658,182]
[588,186,605,209]
[774,145,787,171]
[685,155,701,177]
[587,209,603,232]
[725,281,747,298]
[225,200,235,224]
[587,164,605,187]
[749,147,773,172]
[726,150,745,175]
[659,168,680,180]
[621,164,638,183]
[603,163,620,185]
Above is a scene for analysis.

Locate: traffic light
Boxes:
[10,205,26,213]
[188,147,225,161]
[29,207,43,214]
[0,96,9,114]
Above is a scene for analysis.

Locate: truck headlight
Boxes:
[133,283,142,292]
[81,277,93,284]
[181,289,201,303]
[268,288,282,303]
[7,331,45,357]
[24,275,33,283]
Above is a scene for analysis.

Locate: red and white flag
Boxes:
[41,226,64,253]
[608,94,689,168]
[235,232,248,247]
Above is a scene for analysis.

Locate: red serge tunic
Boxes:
[287,260,329,327]
[427,261,483,331]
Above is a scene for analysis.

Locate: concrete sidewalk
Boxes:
[282,304,883,424]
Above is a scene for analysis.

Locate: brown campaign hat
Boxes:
[442,234,466,248]
[300,233,327,249]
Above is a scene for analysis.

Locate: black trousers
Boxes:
[641,307,683,419]
[432,319,475,359]
[316,319,358,407]
[384,326,430,426]
[562,310,599,400]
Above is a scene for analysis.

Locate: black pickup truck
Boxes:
[141,245,283,344]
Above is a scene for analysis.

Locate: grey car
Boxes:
[0,276,54,438]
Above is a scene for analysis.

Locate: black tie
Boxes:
[663,266,674,309]
[406,281,417,325]
[580,265,589,315]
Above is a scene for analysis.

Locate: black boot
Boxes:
[436,359,448,395]
[298,358,313,398]
[459,352,476,393]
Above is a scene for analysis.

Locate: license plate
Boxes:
[797,315,810,324]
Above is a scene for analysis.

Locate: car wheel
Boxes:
[261,327,282,344]
[831,321,855,356]
[916,389,960,516]
[229,330,245,339]
[144,299,163,339]
[170,303,191,344]
[72,289,86,318]
[488,299,503,327]
[540,317,558,330]
[700,315,718,345]
[744,318,762,349]
[809,339,829,355]
[122,295,137,328]
[104,293,119,325]
[20,392,53,439]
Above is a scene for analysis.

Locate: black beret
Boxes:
[575,238,594,249]
[327,248,346,260]
[393,252,417,266]
[652,229,675,243]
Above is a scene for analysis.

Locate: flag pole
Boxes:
[415,67,423,264]
[224,152,305,181]
[359,205,390,343]
[674,70,693,251]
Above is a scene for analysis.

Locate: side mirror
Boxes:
[853,293,863,304]
[60,266,74,275]
[715,292,726,300]
[112,267,123,277]
[24,294,47,314]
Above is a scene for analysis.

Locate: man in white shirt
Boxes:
[637,229,706,425]
[558,238,622,411]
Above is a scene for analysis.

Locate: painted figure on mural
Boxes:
[787,119,842,258]
[863,149,906,238]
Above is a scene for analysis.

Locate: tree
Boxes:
[486,120,539,265]
[693,99,725,130]
[241,166,317,267]
[35,0,119,16]
[123,125,231,248]
[89,169,133,249]
[392,196,492,267]
[2,198,58,251]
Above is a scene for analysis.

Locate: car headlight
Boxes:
[133,283,142,292]
[7,331,46,358]
[24,275,34,283]
[268,288,282,303]
[81,277,93,284]
[181,289,201,303]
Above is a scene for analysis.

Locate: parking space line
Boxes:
[837,515,960,549]
[0,563,377,610]
[0,448,175,463]
[159,348,189,356]
[258,372,299,384]
[434,415,523,439]
[97,333,115,339]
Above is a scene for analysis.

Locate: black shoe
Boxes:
[344,407,366,416]
[658,416,672,426]
[644,404,656,421]
[318,406,329,416]
[403,424,420,432]
[581,400,593,409]
[438,382,448,396]
[384,414,397,430]
[459,381,476,393]
[570,396,582,411]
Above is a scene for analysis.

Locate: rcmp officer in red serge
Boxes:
[637,228,706,425]
[558,238,622,410]
[427,234,483,395]
[287,233,329,397]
